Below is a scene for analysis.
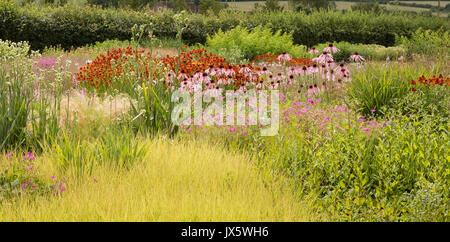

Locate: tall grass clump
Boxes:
[51,127,150,178]
[0,58,32,150]
[348,62,441,116]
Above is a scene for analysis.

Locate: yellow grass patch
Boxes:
[0,139,318,221]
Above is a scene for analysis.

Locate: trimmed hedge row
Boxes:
[0,2,448,50]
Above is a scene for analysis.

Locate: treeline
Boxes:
[0,1,448,50]
[391,1,450,12]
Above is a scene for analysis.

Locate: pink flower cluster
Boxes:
[37,56,57,69]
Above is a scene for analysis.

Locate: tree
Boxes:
[170,0,188,11]
[289,0,332,11]
[351,2,385,14]
[199,0,222,14]
[264,0,282,11]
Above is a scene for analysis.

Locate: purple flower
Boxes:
[21,183,28,189]
[93,177,98,183]
[370,109,376,113]
[6,153,13,158]
[28,166,35,170]
[308,99,316,104]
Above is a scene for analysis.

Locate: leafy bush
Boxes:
[396,27,450,57]
[206,25,307,61]
[392,75,450,126]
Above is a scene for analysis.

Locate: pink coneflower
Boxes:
[166,72,175,84]
[178,70,188,80]
[370,109,376,113]
[349,52,365,62]
[199,72,211,84]
[21,183,28,189]
[256,80,265,89]
[269,80,278,89]
[323,42,339,54]
[208,68,219,77]
[205,65,214,74]
[307,86,314,95]
[93,177,98,183]
[313,52,334,64]
[259,66,271,76]
[239,65,251,74]
[229,127,236,133]
[6,153,13,158]
[309,64,319,73]
[299,66,308,75]
[309,47,319,55]
[224,66,235,76]
[276,73,285,82]
[180,78,191,90]
[217,77,227,85]
[277,52,292,62]
[288,75,295,85]
[218,65,226,75]
[288,67,300,76]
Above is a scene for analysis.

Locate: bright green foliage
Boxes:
[228,103,450,221]
[206,25,307,60]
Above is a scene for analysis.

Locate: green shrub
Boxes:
[392,82,450,126]
[239,106,449,221]
[206,25,307,61]
[1,2,448,50]
[396,27,450,57]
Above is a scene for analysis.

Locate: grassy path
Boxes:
[0,138,317,221]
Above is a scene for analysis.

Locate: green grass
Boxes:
[335,1,449,17]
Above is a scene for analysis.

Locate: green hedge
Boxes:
[0,2,448,50]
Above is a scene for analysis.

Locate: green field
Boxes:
[398,1,450,6]
[227,1,448,17]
